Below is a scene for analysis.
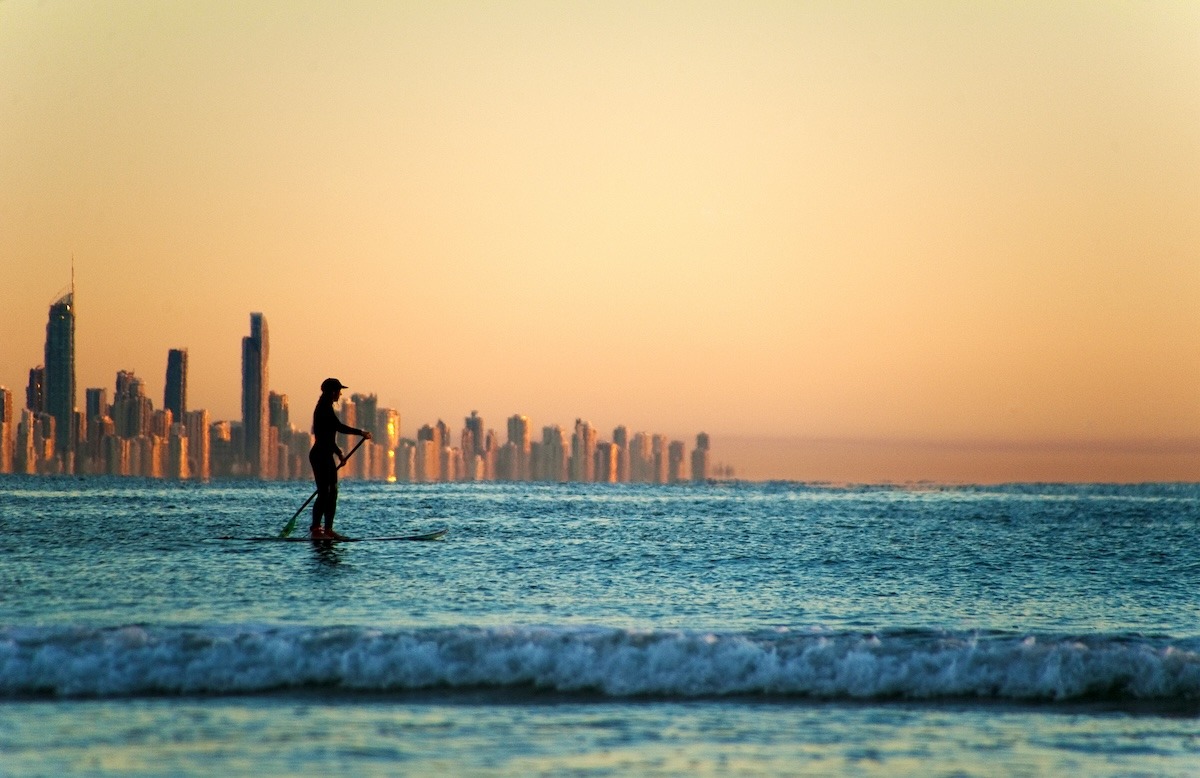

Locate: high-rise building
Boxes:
[164,349,187,421]
[151,409,173,439]
[185,409,211,481]
[464,411,485,460]
[115,369,141,400]
[595,441,619,483]
[507,414,531,480]
[241,313,269,478]
[414,436,438,482]
[85,387,108,422]
[351,394,378,439]
[112,372,152,439]
[668,440,686,484]
[629,432,653,483]
[15,409,36,474]
[652,434,669,484]
[269,392,289,430]
[691,432,710,483]
[209,421,235,478]
[461,412,496,481]
[539,425,569,482]
[0,387,13,474]
[378,408,400,482]
[166,424,189,480]
[613,426,630,483]
[26,366,44,414]
[395,439,416,482]
[416,422,446,481]
[571,419,597,482]
[82,387,108,473]
[44,289,76,473]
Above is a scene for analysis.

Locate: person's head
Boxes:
[320,377,347,401]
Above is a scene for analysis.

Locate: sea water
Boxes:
[1,476,1198,775]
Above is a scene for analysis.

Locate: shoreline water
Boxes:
[2,477,1198,774]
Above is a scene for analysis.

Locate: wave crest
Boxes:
[2,624,1199,702]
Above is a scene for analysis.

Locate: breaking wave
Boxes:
[3,624,1199,703]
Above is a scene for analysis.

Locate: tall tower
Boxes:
[0,387,13,474]
[507,414,531,480]
[44,286,76,472]
[25,366,44,413]
[691,432,710,483]
[164,349,188,421]
[268,391,289,430]
[241,313,270,478]
[464,411,485,458]
[571,419,597,483]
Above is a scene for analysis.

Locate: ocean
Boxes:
[1,476,1198,775]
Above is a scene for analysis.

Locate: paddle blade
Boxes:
[280,489,317,538]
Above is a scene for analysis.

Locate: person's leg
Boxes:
[323,477,339,534]
[312,481,333,535]
[310,451,335,536]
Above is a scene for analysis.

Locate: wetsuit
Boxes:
[309,398,365,533]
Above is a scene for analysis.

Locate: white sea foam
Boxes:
[1,624,1198,701]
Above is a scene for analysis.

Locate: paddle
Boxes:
[279,436,369,538]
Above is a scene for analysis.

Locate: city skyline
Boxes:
[1,298,721,484]
[3,3,1198,482]
[2,288,1196,483]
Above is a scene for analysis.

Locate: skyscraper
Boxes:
[112,372,152,439]
[0,387,13,474]
[185,409,211,481]
[85,387,108,422]
[44,289,75,472]
[613,426,630,483]
[507,414,531,480]
[571,419,597,483]
[668,440,686,484]
[241,313,269,478]
[539,425,569,483]
[268,391,289,430]
[26,366,43,414]
[464,411,485,459]
[164,348,188,421]
[691,432,710,483]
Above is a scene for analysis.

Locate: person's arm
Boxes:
[334,419,372,440]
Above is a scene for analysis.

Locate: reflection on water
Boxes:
[308,539,343,566]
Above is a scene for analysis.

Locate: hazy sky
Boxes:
[3,2,1198,481]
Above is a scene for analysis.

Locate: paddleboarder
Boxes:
[310,378,371,539]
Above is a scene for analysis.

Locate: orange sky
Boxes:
[2,2,1198,482]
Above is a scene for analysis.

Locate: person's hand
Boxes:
[363,431,372,441]
[338,454,347,467]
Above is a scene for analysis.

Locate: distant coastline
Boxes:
[714,435,1200,484]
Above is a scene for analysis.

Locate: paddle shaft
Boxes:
[278,435,369,538]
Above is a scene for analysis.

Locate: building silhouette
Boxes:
[185,409,211,481]
[0,387,13,473]
[571,419,597,482]
[241,313,269,477]
[506,414,531,480]
[691,432,710,482]
[11,297,724,483]
[164,349,187,421]
[539,425,569,482]
[44,289,75,473]
[25,366,44,415]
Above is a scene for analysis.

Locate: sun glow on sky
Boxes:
[2,2,1198,481]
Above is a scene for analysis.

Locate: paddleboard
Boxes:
[217,528,448,543]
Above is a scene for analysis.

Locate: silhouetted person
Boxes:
[310,378,370,539]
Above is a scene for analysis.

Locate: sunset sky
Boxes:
[2,2,1198,481]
